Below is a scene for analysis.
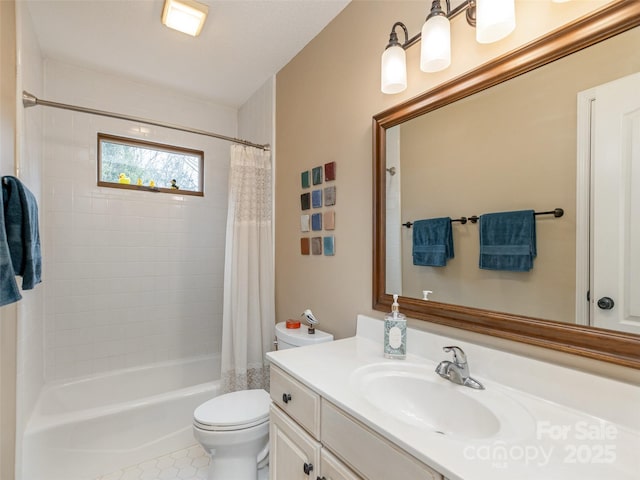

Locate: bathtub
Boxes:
[23,354,220,480]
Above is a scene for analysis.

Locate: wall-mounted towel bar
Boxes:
[403,217,468,228]
[402,208,564,228]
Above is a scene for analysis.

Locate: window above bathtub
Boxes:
[97,133,204,196]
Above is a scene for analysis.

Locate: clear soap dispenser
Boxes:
[384,294,406,359]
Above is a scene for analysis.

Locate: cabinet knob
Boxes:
[282,393,292,403]
[303,462,314,475]
[316,477,326,480]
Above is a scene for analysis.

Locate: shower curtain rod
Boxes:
[22,91,270,151]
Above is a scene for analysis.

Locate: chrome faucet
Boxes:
[435,346,484,390]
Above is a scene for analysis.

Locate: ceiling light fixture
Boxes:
[162,0,209,37]
[382,0,555,94]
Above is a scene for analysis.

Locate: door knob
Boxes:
[597,297,615,310]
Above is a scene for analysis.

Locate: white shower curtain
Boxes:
[221,145,274,393]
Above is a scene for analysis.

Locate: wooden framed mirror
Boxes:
[373,1,640,369]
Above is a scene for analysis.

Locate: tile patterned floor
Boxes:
[96,444,268,480]
[96,445,209,480]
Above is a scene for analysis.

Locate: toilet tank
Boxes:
[275,322,333,350]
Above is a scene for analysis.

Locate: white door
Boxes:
[590,72,640,334]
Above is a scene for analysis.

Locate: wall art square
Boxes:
[312,166,323,185]
[300,214,310,232]
[300,237,310,255]
[311,213,322,231]
[324,186,336,206]
[324,211,335,230]
[300,192,310,210]
[324,161,336,181]
[301,170,310,189]
[311,237,322,255]
[311,189,323,208]
[323,236,335,256]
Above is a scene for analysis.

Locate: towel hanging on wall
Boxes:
[412,217,454,267]
[1,176,42,306]
[0,179,22,306]
[479,209,536,272]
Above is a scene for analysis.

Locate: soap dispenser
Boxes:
[384,294,407,359]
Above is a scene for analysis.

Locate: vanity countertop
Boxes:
[266,315,640,480]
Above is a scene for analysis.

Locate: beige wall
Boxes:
[0,0,18,477]
[399,27,640,322]
[275,0,640,383]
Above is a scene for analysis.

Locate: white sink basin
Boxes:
[351,363,533,441]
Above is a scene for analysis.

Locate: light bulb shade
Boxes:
[476,0,516,44]
[162,0,208,37]
[381,45,407,94]
[420,15,451,73]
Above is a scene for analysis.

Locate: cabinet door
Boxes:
[270,405,321,480]
[318,449,363,480]
[321,400,443,480]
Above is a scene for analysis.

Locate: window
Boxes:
[98,133,204,196]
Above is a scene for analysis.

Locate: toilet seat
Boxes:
[194,389,270,432]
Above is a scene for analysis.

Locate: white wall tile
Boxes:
[42,60,235,381]
[15,2,46,452]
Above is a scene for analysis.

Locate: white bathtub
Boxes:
[23,354,220,480]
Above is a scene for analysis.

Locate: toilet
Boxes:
[193,322,333,480]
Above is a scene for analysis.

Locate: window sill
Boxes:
[97,181,204,197]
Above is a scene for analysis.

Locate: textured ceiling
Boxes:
[25,0,350,107]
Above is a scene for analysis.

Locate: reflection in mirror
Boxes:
[373,3,640,368]
[387,28,640,322]
[386,26,639,325]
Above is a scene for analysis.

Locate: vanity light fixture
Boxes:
[161,0,209,37]
[380,22,408,94]
[476,0,516,44]
[421,1,452,73]
[382,0,519,94]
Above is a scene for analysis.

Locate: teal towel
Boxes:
[2,176,42,290]
[412,217,454,267]
[0,180,22,306]
[479,210,536,272]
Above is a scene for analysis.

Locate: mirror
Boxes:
[387,26,639,323]
[373,2,640,368]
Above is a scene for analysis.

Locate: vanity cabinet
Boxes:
[270,362,320,437]
[318,449,361,480]
[269,366,444,480]
[321,401,441,480]
[270,405,321,479]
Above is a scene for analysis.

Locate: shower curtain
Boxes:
[221,145,274,393]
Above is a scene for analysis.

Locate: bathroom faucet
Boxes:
[435,346,484,390]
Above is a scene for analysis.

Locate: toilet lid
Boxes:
[194,389,270,431]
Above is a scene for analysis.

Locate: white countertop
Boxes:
[266,315,640,480]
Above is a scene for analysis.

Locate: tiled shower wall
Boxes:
[42,60,236,381]
[15,3,45,471]
[385,125,402,295]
